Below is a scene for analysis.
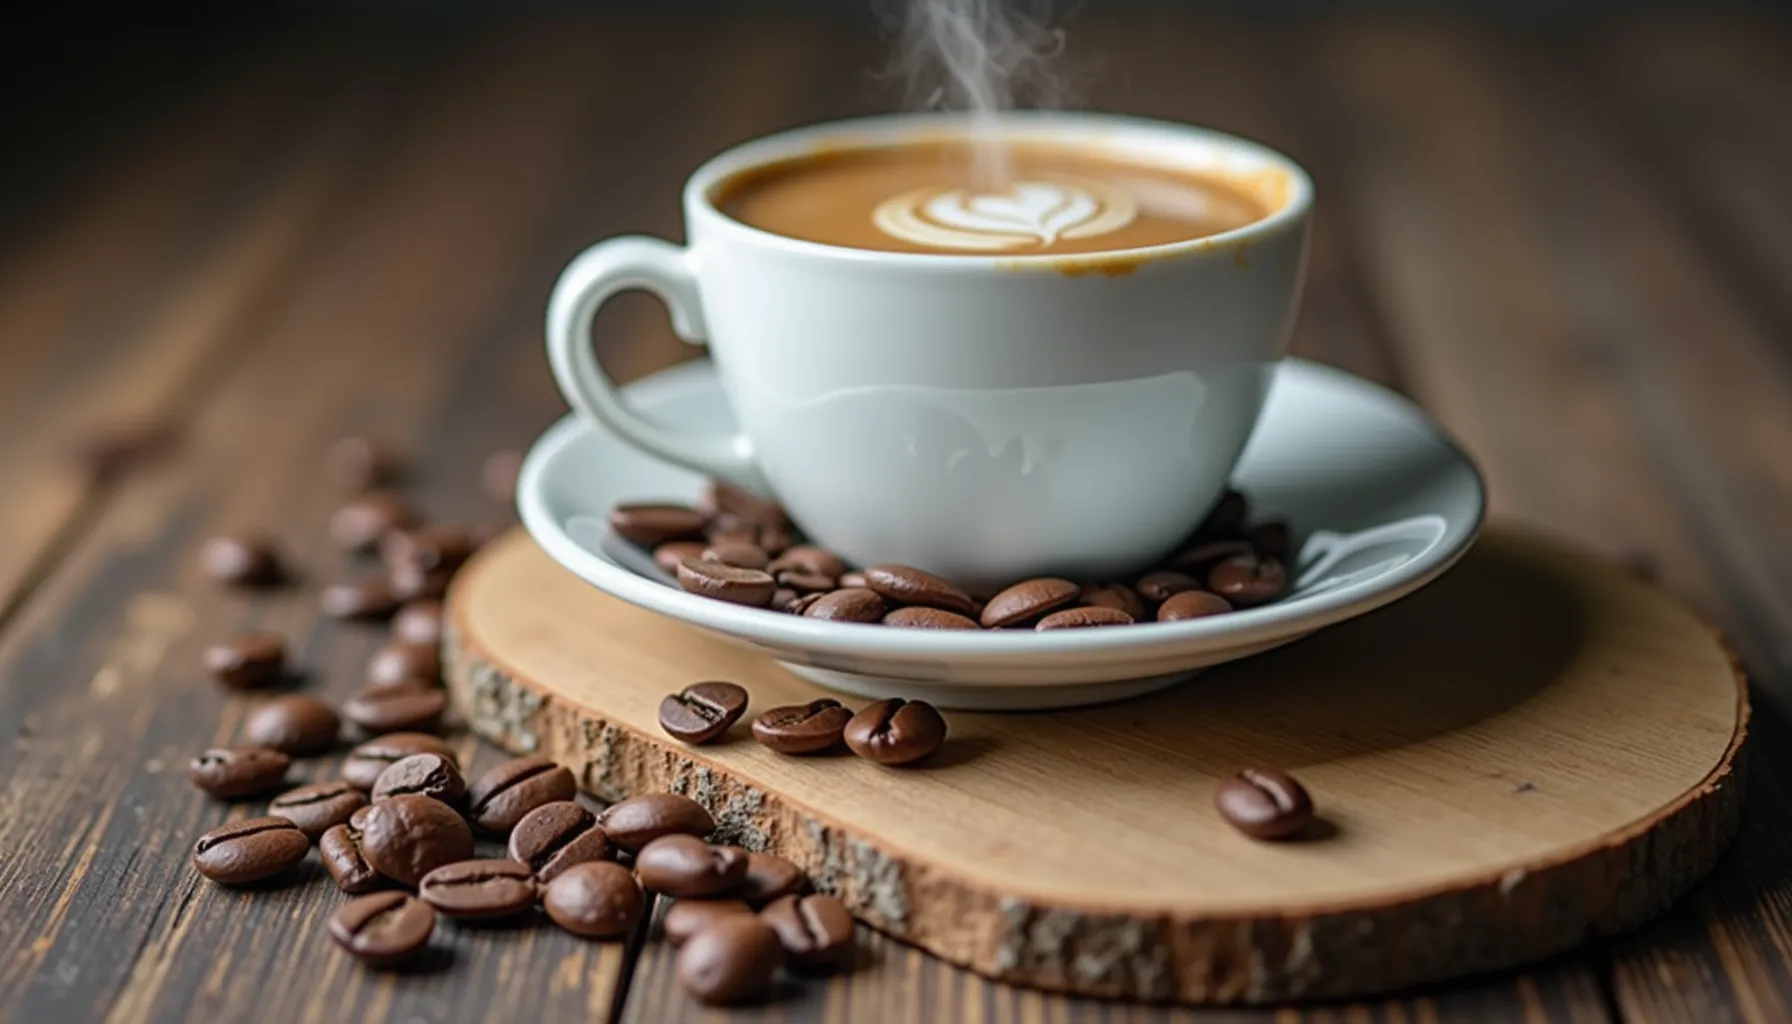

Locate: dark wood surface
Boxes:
[0,11,1787,1023]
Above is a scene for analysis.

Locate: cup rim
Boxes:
[684,110,1314,270]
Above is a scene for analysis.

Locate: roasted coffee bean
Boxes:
[653,540,708,574]
[635,834,749,897]
[661,898,753,947]
[1157,590,1233,622]
[199,533,284,587]
[328,891,435,967]
[769,588,801,612]
[658,681,749,744]
[192,816,309,885]
[837,570,868,590]
[1080,582,1146,620]
[1135,570,1197,603]
[774,569,835,595]
[359,794,475,887]
[675,559,777,608]
[599,793,714,852]
[862,564,976,616]
[542,861,644,938]
[767,545,847,580]
[372,753,466,805]
[321,576,401,620]
[1168,539,1254,572]
[802,588,883,623]
[609,503,707,547]
[980,577,1079,628]
[418,859,538,919]
[343,684,446,736]
[508,801,610,883]
[1036,606,1134,630]
[702,541,770,571]
[751,700,852,755]
[882,606,980,630]
[330,491,415,553]
[381,525,476,574]
[342,733,456,791]
[705,524,756,550]
[737,852,806,905]
[700,479,789,528]
[466,755,577,834]
[784,592,825,616]
[320,823,384,893]
[1248,520,1293,560]
[350,804,374,831]
[188,746,290,798]
[760,893,855,971]
[388,562,455,603]
[1207,553,1286,607]
[1215,768,1314,840]
[391,599,444,646]
[244,695,341,755]
[366,641,440,689]
[481,448,523,503]
[326,436,400,491]
[843,699,947,766]
[676,915,785,1005]
[269,780,368,841]
[1197,489,1249,538]
[756,523,793,558]
[202,633,287,690]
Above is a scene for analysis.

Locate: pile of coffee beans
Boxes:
[616,481,1292,629]
[655,680,951,767]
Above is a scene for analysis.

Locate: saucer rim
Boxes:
[517,358,1486,664]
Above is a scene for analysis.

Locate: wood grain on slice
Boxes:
[447,526,1746,1003]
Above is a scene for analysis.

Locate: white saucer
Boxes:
[517,359,1485,710]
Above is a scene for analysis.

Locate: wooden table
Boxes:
[1,11,1787,1023]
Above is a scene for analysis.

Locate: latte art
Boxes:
[872,178,1137,252]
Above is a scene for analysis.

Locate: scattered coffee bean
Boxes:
[635,834,749,897]
[244,695,340,755]
[751,700,852,755]
[756,523,793,557]
[350,804,374,831]
[774,569,835,595]
[702,541,770,571]
[837,570,868,589]
[1168,539,1254,572]
[328,891,435,967]
[188,746,290,798]
[862,564,976,616]
[382,525,476,575]
[882,606,980,630]
[466,755,577,834]
[326,436,400,492]
[390,599,445,646]
[372,753,466,805]
[341,733,456,791]
[202,633,288,690]
[482,449,524,504]
[1197,489,1249,538]
[1036,606,1134,630]
[599,793,715,852]
[767,545,846,580]
[359,794,475,887]
[769,588,801,612]
[700,480,788,528]
[388,562,455,603]
[269,780,368,840]
[1248,520,1293,560]
[321,576,401,620]
[366,641,440,689]
[675,559,777,608]
[343,684,446,736]
[737,852,806,905]
[760,893,855,971]
[1135,570,1201,603]
[843,699,947,766]
[1207,553,1286,607]
[610,503,707,547]
[330,491,415,553]
[653,540,708,574]
[784,592,825,616]
[676,915,785,1005]
[320,823,384,893]
[192,816,309,885]
[661,898,753,948]
[1157,590,1233,622]
[199,533,284,587]
[980,577,1079,628]
[542,861,644,938]
[802,588,883,623]
[1215,768,1314,840]
[658,681,749,744]
[508,801,611,883]
[418,859,538,919]
[1079,582,1146,620]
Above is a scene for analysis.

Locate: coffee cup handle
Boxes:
[545,237,766,492]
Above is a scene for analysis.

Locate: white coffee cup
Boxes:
[546,112,1312,591]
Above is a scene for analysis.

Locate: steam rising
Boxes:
[880,0,1072,186]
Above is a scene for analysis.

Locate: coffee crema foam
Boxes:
[872,177,1137,251]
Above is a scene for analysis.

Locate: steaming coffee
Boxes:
[715,139,1274,256]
